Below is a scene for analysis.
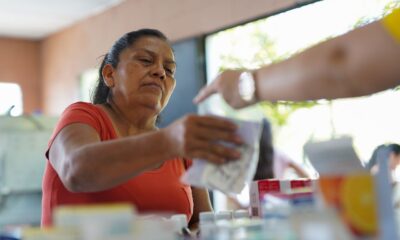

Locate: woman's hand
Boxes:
[193,70,257,109]
[164,114,243,164]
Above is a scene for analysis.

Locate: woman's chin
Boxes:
[131,94,165,113]
[140,99,162,111]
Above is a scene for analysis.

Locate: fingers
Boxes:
[195,115,238,132]
[190,139,242,165]
[193,80,218,104]
[168,114,244,165]
[194,125,242,145]
[190,115,242,145]
[186,115,243,164]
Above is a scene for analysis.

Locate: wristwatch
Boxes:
[238,71,256,102]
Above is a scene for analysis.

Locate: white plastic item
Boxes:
[170,214,188,233]
[199,211,216,240]
[54,203,135,240]
[199,211,215,223]
[233,209,250,219]
[215,210,233,221]
[182,118,262,194]
[262,194,290,220]
[132,218,176,240]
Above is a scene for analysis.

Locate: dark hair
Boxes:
[366,143,400,170]
[388,143,400,155]
[253,118,274,180]
[92,29,168,104]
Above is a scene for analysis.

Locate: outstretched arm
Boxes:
[194,17,400,108]
[49,115,242,193]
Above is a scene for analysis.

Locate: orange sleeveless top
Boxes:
[41,102,193,226]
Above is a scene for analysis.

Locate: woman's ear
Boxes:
[102,64,115,87]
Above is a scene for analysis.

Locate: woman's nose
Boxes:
[151,63,166,80]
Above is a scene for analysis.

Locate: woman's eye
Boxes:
[166,68,172,74]
[165,68,175,75]
[139,58,152,64]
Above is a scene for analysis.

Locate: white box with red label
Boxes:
[249,179,315,217]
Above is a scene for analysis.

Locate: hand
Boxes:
[193,70,256,109]
[164,114,243,164]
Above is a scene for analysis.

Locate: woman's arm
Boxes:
[49,115,242,193]
[50,123,171,192]
[255,21,400,102]
[287,162,309,179]
[194,20,400,108]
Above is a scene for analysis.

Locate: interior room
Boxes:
[0,0,399,239]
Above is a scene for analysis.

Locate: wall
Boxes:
[41,0,306,115]
[0,38,41,114]
[0,0,310,115]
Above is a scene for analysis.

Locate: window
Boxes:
[79,69,98,102]
[0,82,23,116]
[203,0,400,210]
[205,0,400,164]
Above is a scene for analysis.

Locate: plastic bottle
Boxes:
[215,210,232,221]
[233,209,250,220]
[199,211,215,240]
[170,214,191,239]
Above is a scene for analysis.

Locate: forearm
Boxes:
[64,129,174,192]
[254,21,400,102]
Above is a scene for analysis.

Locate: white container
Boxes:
[233,209,250,219]
[170,214,188,234]
[215,210,233,221]
[54,203,135,240]
[199,211,216,240]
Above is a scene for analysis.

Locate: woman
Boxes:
[41,29,243,229]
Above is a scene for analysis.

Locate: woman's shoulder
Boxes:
[56,101,107,131]
[54,101,116,140]
[61,101,105,118]
[65,101,97,111]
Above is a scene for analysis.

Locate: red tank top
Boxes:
[41,102,193,226]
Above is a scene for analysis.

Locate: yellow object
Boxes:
[54,203,136,239]
[22,227,78,240]
[55,203,135,214]
[340,175,378,235]
[382,8,400,43]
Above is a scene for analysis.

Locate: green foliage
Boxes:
[216,0,400,126]
[217,19,317,126]
[354,1,400,27]
[259,101,317,126]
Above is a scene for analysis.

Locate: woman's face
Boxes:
[108,36,176,114]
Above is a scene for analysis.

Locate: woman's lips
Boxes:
[141,83,163,92]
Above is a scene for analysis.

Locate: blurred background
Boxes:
[0,0,399,227]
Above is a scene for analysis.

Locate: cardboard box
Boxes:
[249,179,315,217]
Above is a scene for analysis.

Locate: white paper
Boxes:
[181,118,261,194]
[303,136,367,175]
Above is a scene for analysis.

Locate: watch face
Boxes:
[238,72,255,102]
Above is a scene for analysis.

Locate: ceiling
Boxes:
[0,0,124,40]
